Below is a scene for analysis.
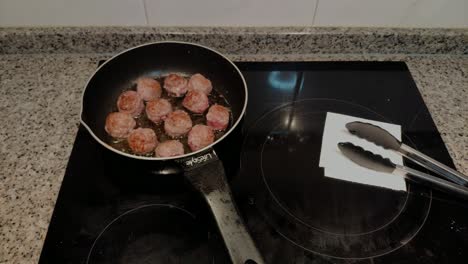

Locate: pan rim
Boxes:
[80,41,248,161]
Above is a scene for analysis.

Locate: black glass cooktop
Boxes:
[39,61,468,264]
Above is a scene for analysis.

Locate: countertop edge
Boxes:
[1,26,467,55]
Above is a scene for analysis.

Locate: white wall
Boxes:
[0,0,466,27]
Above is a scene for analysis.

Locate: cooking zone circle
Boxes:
[240,99,432,259]
[86,204,228,264]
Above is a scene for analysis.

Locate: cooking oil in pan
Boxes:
[106,75,233,157]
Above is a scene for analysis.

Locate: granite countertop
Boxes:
[0,27,467,263]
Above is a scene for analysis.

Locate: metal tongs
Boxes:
[338,121,468,199]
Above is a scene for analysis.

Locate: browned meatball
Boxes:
[188,125,214,151]
[117,90,144,117]
[155,140,185,157]
[146,98,172,123]
[187,73,212,95]
[182,90,209,114]
[136,77,162,101]
[105,112,136,138]
[127,128,158,154]
[164,110,193,138]
[206,104,230,131]
[163,73,188,97]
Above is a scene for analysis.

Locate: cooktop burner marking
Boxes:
[86,204,195,264]
[269,196,431,261]
[260,119,411,237]
[242,98,432,259]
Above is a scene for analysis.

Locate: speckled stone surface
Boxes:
[0,27,467,264]
[1,27,467,55]
[0,52,466,264]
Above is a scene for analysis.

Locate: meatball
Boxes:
[155,140,185,157]
[105,112,136,138]
[187,73,212,95]
[127,128,158,154]
[117,90,144,117]
[206,104,230,131]
[136,77,162,101]
[164,110,193,138]
[163,73,188,97]
[146,98,173,123]
[188,125,215,151]
[182,90,210,114]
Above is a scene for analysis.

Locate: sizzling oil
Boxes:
[106,76,232,157]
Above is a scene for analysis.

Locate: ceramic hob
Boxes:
[39,61,468,264]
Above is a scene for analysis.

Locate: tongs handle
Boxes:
[396,165,468,200]
[400,144,468,186]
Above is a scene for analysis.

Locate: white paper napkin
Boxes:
[319,112,406,191]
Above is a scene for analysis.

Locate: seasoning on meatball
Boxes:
[105,112,136,138]
[146,98,173,124]
[136,77,162,101]
[188,125,215,151]
[127,128,158,154]
[187,73,212,95]
[206,104,230,131]
[155,140,185,157]
[163,73,188,97]
[164,110,193,138]
[117,90,144,117]
[182,90,210,114]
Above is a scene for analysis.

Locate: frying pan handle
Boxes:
[183,154,265,264]
[205,180,265,264]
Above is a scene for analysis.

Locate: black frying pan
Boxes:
[81,42,264,264]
